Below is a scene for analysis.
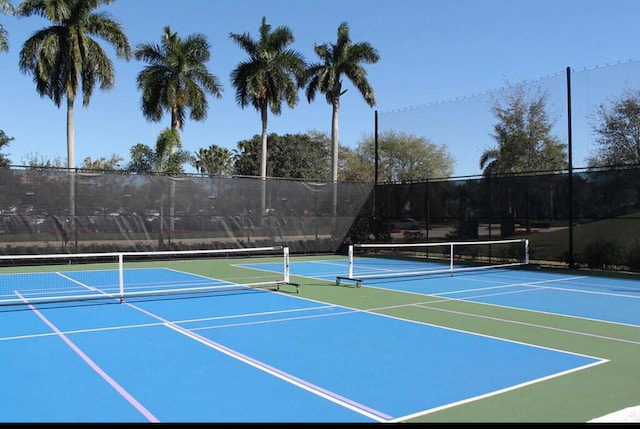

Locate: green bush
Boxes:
[579,237,622,270]
[624,239,640,272]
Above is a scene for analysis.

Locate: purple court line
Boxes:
[125,300,394,422]
[14,291,159,423]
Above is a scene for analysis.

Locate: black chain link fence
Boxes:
[2,166,640,273]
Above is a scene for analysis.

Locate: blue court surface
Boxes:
[279,258,640,326]
[0,260,629,422]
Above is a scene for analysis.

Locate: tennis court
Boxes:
[1,242,639,422]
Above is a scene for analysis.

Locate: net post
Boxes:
[0,247,294,306]
[449,243,454,275]
[283,246,290,284]
[334,239,529,284]
[118,253,124,302]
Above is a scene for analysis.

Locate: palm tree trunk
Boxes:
[169,116,181,237]
[66,98,76,251]
[260,105,268,179]
[331,101,340,216]
[260,104,268,219]
[168,177,175,245]
[67,98,75,171]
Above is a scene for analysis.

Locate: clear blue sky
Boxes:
[1,0,639,177]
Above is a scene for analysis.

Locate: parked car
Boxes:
[390,217,420,230]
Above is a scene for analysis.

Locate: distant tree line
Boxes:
[2,128,456,183]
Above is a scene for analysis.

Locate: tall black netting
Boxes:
[368,166,640,271]
[0,168,372,255]
[3,166,640,272]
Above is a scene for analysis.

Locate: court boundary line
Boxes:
[242,258,349,279]
[4,289,390,421]
[453,272,640,299]
[124,300,393,422]
[388,359,605,423]
[358,275,640,329]
[154,300,607,423]
[277,261,640,334]
[0,303,340,342]
[410,298,640,346]
[189,306,362,332]
[12,290,159,423]
[5,274,624,423]
[228,275,623,359]
[159,285,616,422]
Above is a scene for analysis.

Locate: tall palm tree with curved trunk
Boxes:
[16,0,132,171]
[305,22,379,185]
[135,25,222,234]
[16,0,130,243]
[134,25,223,136]
[0,0,14,53]
[230,16,306,216]
[229,16,306,181]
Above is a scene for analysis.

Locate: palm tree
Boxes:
[478,148,504,176]
[16,0,132,170]
[305,22,379,185]
[193,147,211,177]
[126,128,192,246]
[193,144,233,177]
[0,0,14,53]
[214,146,232,173]
[229,16,306,180]
[16,0,130,245]
[193,145,232,202]
[134,25,223,136]
[232,138,260,176]
[0,130,13,167]
[126,128,192,175]
[208,145,233,176]
[135,26,222,233]
[229,16,306,215]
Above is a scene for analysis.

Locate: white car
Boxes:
[390,218,420,230]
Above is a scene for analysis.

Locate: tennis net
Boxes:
[0,246,297,306]
[336,239,529,287]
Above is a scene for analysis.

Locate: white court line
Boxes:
[241,259,349,278]
[455,273,640,299]
[412,299,640,346]
[190,307,361,331]
[389,359,605,423]
[56,272,100,291]
[126,301,393,422]
[6,268,629,422]
[363,274,640,329]
[0,304,339,342]
[13,290,159,422]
